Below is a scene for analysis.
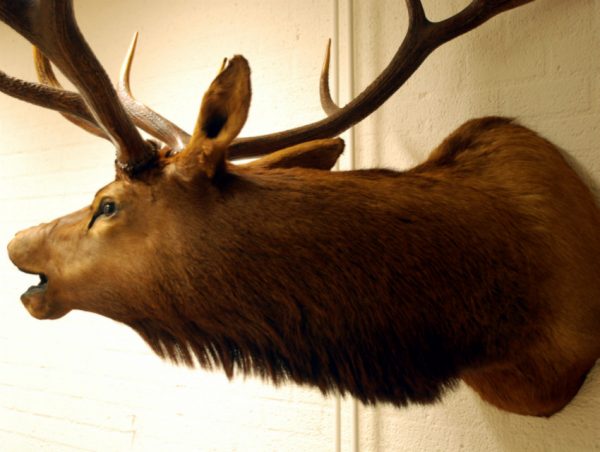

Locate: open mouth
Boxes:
[24,273,48,296]
[17,271,65,320]
[15,270,68,320]
[16,266,49,295]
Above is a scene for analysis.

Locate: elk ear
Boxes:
[240,138,344,171]
[178,56,251,179]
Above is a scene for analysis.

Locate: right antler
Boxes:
[33,48,109,140]
[117,33,191,153]
[228,0,534,160]
[0,0,155,175]
[30,35,191,152]
[0,68,99,129]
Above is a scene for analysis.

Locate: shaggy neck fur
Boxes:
[126,119,552,406]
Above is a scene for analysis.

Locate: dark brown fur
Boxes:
[24,116,591,416]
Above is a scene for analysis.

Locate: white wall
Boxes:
[0,1,598,451]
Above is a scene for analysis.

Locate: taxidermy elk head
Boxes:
[2,0,599,417]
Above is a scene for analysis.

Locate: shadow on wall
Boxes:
[476,364,600,450]
[359,363,599,451]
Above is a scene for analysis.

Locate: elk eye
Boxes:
[88,198,118,229]
[101,200,117,216]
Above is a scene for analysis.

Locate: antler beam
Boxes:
[0,69,97,125]
[228,0,534,160]
[0,0,156,174]
[33,48,109,140]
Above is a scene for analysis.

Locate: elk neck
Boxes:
[129,150,546,407]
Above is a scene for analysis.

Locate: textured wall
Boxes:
[0,1,598,451]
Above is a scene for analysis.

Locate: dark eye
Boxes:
[101,200,117,216]
[88,198,118,229]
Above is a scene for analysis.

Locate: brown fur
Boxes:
[9,115,600,417]
[5,0,597,420]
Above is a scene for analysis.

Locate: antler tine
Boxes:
[118,33,190,153]
[0,44,115,141]
[33,47,109,140]
[320,39,340,116]
[405,0,428,26]
[0,0,156,175]
[228,0,534,160]
[0,69,98,125]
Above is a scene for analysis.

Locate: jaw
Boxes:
[16,270,70,320]
[21,288,69,320]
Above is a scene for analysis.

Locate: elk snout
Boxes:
[7,222,71,320]
[7,223,52,272]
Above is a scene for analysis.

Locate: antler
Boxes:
[33,48,109,140]
[31,37,192,152]
[0,69,100,128]
[117,33,191,153]
[0,0,156,175]
[319,39,340,116]
[228,0,534,160]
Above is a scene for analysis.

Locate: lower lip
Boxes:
[23,282,48,297]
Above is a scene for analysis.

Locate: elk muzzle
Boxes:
[6,213,84,320]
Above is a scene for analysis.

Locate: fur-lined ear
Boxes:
[240,138,344,171]
[178,56,251,179]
